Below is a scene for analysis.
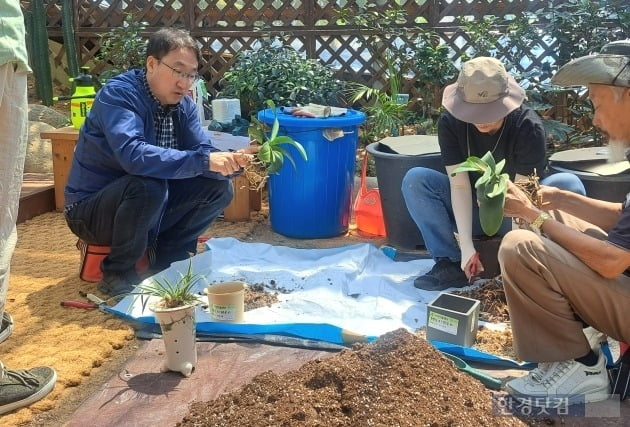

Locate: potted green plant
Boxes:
[451,151,509,236]
[348,56,410,143]
[218,37,345,118]
[132,260,202,377]
[96,13,148,82]
[245,100,308,190]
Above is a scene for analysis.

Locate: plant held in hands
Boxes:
[451,151,509,236]
[245,100,308,190]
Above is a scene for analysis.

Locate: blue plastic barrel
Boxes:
[258,108,366,238]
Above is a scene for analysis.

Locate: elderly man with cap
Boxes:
[402,57,584,291]
[500,40,630,406]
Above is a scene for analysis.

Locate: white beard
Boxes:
[607,139,630,163]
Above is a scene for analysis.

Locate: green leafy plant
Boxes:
[451,151,509,236]
[97,13,148,82]
[245,100,308,188]
[334,4,456,136]
[133,260,201,309]
[456,5,628,151]
[348,56,410,144]
[219,37,345,118]
[404,30,457,127]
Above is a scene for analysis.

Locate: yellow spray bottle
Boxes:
[70,67,98,129]
[53,67,99,129]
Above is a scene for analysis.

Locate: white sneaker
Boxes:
[506,352,610,407]
[583,326,607,350]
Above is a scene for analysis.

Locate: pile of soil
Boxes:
[178,329,524,426]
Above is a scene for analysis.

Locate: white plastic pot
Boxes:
[151,303,197,377]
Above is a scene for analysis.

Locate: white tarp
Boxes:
[110,237,450,340]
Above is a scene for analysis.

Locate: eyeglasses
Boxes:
[158,61,199,84]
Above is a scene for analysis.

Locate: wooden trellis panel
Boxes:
[22,0,624,110]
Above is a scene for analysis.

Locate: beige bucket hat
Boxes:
[552,40,630,88]
[442,57,525,124]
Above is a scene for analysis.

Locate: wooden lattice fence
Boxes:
[22,0,627,118]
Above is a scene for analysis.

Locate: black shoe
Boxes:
[414,258,468,291]
[97,270,141,297]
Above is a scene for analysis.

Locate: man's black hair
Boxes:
[146,28,201,64]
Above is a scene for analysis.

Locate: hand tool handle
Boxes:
[60,301,97,309]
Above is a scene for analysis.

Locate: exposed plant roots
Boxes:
[514,172,542,207]
[243,161,269,191]
[453,278,510,323]
[514,172,542,228]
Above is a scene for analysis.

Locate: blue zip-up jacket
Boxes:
[65,69,227,205]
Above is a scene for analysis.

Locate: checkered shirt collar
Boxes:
[143,70,178,149]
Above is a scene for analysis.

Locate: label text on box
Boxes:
[428,311,458,335]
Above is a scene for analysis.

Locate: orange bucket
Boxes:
[354,152,386,236]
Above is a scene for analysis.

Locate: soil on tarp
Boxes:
[177,329,524,426]
[244,282,279,310]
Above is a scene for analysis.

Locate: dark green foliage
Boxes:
[219,38,345,117]
[348,57,410,144]
[97,14,147,82]
[536,0,628,66]
[458,1,628,150]
[334,4,456,136]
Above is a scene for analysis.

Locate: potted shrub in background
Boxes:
[218,36,345,118]
[348,56,410,143]
[95,13,148,82]
[133,260,202,377]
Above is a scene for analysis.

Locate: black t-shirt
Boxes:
[438,106,547,181]
[608,192,630,251]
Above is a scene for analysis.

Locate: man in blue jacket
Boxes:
[64,28,254,296]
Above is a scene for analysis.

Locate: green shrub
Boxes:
[97,14,147,82]
[219,38,345,117]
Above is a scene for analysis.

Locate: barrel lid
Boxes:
[549,147,630,176]
[258,108,366,128]
[367,135,440,157]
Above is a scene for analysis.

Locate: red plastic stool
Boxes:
[76,239,150,282]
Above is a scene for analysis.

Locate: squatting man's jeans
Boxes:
[65,175,232,275]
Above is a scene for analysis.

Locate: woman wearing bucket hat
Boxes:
[499,39,630,407]
[402,57,585,291]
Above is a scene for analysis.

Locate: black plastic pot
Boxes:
[366,136,445,251]
[547,147,630,203]
[473,236,502,279]
[549,163,630,203]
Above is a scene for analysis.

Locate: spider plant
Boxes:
[133,259,202,310]
[451,151,509,236]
